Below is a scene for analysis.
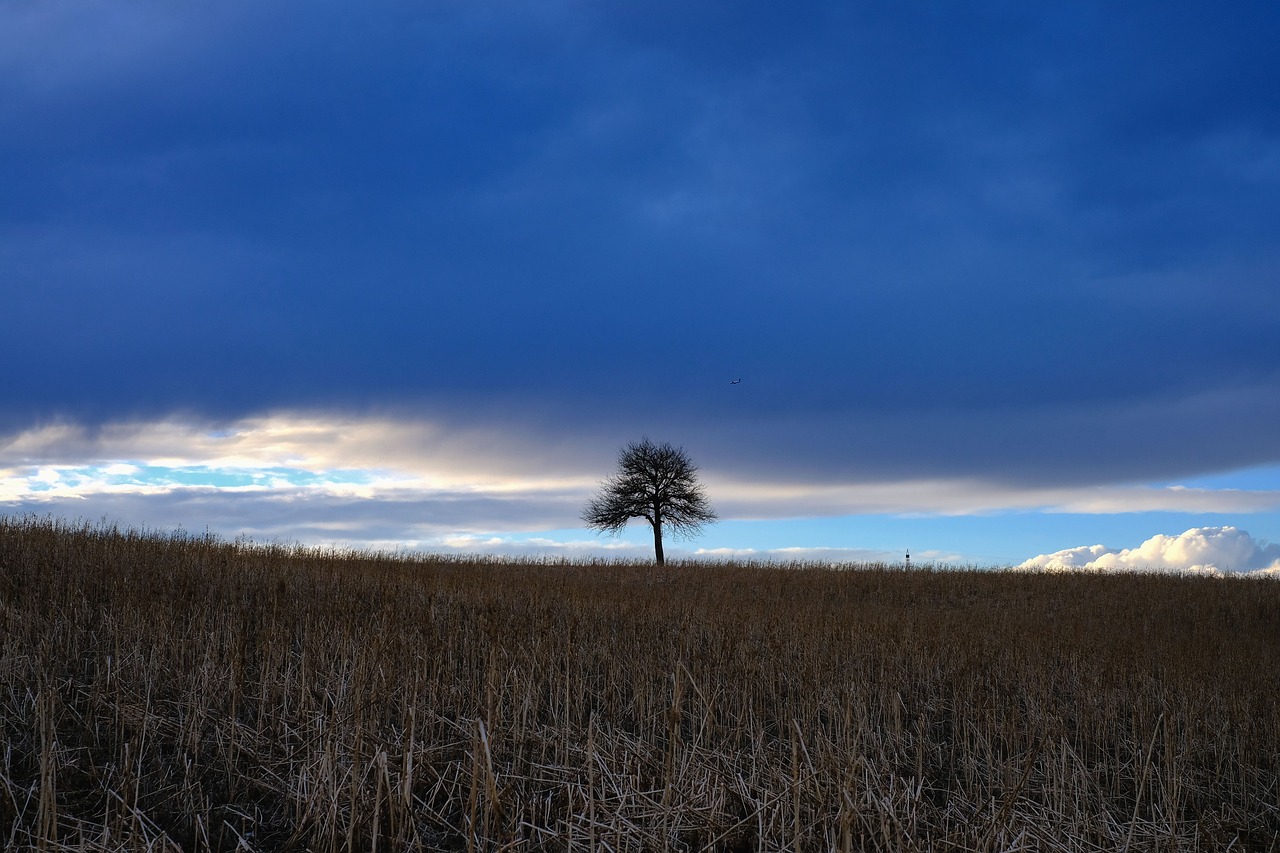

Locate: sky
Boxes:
[3,1,1280,573]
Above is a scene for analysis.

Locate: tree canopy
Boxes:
[582,438,716,565]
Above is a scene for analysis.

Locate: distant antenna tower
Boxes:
[904,549,911,570]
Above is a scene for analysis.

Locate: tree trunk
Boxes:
[652,513,665,565]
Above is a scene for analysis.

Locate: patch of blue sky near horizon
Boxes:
[282,515,1280,573]
[701,511,1280,568]
[19,463,378,494]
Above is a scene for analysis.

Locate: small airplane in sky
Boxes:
[729,378,742,384]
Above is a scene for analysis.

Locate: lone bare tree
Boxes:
[582,438,717,565]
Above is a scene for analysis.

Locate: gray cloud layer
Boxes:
[4,413,1278,558]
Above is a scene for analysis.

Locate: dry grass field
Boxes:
[1,515,1278,851]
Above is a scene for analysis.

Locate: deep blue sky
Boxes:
[4,1,1279,569]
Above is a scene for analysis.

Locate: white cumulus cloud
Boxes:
[1019,527,1280,575]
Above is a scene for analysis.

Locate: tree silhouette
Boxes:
[582,438,717,565]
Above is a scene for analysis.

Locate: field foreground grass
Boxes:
[2,516,1278,851]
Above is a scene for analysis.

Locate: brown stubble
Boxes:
[1,515,1278,851]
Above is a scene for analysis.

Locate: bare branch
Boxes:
[582,438,717,564]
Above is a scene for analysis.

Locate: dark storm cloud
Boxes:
[4,1,1278,485]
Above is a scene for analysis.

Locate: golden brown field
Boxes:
[1,515,1278,851]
